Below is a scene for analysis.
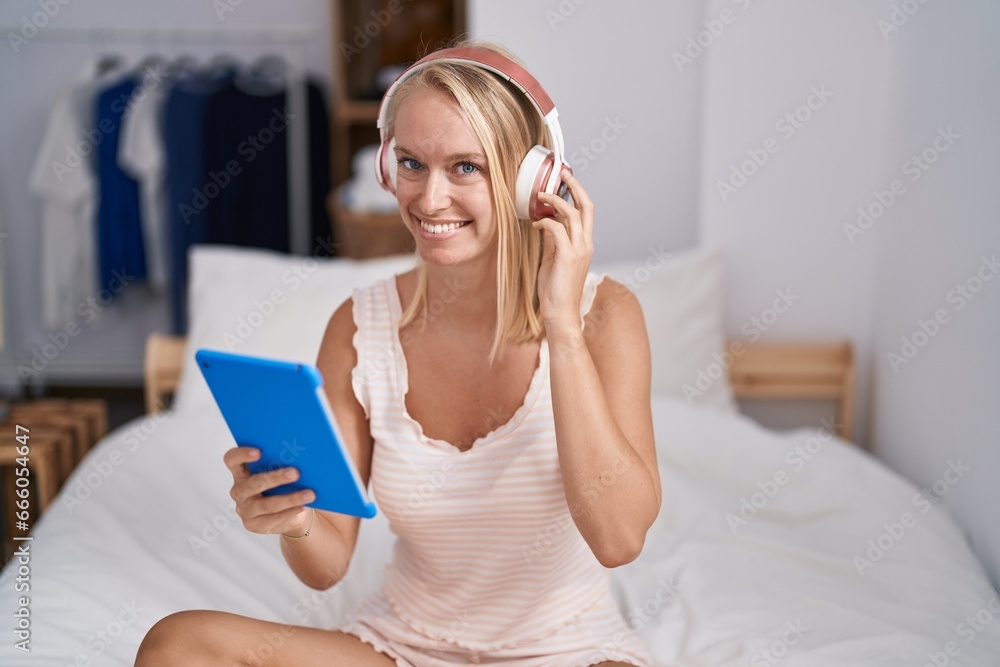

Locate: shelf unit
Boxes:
[327,0,466,257]
[728,340,856,441]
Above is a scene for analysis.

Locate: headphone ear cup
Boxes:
[515,145,555,221]
[376,136,398,195]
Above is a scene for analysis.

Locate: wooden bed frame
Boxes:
[144,335,856,441]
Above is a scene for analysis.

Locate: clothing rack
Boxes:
[4,24,324,256]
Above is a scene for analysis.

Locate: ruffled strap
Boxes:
[349,285,371,420]
[580,271,608,332]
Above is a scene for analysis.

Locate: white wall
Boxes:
[470,0,705,260]
[870,1,1000,588]
[696,0,999,588]
[696,0,897,448]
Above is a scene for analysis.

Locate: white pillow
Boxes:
[593,244,737,412]
[173,243,735,413]
[172,245,417,413]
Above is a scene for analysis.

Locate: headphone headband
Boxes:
[376,47,558,132]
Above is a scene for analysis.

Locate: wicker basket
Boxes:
[329,187,415,259]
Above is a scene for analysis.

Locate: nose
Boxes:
[417,168,452,215]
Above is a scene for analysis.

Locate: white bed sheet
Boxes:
[1,395,998,666]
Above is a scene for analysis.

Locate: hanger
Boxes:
[121,48,166,91]
[89,25,123,76]
[168,55,200,75]
[97,53,125,75]
[234,53,289,96]
[203,52,239,77]
[132,53,168,76]
[251,54,288,77]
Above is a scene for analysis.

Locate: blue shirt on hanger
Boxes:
[162,66,235,334]
[95,75,147,294]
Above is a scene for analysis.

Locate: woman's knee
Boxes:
[135,610,226,666]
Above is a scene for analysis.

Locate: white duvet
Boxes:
[2,395,999,666]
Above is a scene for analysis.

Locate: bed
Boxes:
[2,244,998,667]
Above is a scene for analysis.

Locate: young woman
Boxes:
[136,40,660,667]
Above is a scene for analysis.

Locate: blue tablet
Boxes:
[195,348,377,519]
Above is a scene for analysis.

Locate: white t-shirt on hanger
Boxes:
[119,80,170,291]
[28,58,125,330]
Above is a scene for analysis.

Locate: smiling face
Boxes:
[391,86,497,266]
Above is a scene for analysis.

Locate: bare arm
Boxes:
[546,279,662,568]
[223,297,375,590]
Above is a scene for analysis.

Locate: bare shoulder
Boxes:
[318,297,357,363]
[320,273,398,352]
[583,276,649,358]
[314,294,370,450]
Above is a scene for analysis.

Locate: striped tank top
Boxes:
[348,270,616,651]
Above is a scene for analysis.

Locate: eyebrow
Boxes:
[393,145,487,163]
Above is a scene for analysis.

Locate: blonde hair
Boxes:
[386,38,550,368]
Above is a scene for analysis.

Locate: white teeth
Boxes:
[418,219,471,234]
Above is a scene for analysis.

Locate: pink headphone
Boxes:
[374,46,570,221]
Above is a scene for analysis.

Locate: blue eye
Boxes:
[458,162,479,175]
[397,157,421,171]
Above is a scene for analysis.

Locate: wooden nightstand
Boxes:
[727,340,855,442]
[0,427,64,563]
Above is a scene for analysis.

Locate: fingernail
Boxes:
[286,468,297,480]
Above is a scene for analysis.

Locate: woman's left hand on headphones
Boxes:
[532,168,594,332]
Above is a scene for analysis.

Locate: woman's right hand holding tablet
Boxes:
[223,446,316,537]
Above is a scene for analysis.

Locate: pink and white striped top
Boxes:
[348,270,619,651]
